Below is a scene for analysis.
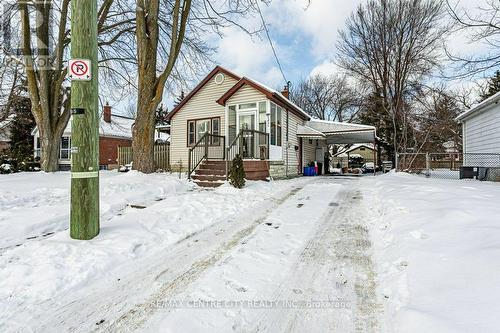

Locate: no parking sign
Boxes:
[69,59,91,81]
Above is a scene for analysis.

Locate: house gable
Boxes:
[168,67,239,166]
[217,78,310,121]
[166,66,240,121]
[225,83,267,106]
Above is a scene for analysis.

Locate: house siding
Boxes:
[170,74,238,170]
[463,103,500,154]
[226,85,267,106]
[302,137,327,171]
[302,138,317,165]
[282,111,302,176]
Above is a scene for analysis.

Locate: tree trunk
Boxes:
[132,101,156,173]
[40,133,62,172]
[132,0,191,173]
[36,113,68,172]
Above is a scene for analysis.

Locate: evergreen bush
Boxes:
[229,154,246,188]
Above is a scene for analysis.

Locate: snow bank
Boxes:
[0,171,187,249]
[0,172,305,330]
[362,172,500,332]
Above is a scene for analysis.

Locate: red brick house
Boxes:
[31,104,134,170]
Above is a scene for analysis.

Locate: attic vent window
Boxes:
[214,73,225,85]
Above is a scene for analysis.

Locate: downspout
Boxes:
[286,108,289,178]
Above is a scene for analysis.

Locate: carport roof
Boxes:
[297,120,377,144]
[296,124,326,139]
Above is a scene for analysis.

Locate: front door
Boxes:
[238,112,256,158]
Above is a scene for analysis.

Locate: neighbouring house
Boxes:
[32,104,134,170]
[0,115,15,152]
[166,65,377,187]
[333,143,377,168]
[456,92,500,175]
[456,92,500,156]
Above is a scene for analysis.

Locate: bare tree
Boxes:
[132,0,259,173]
[15,0,136,171]
[133,0,192,173]
[291,74,359,122]
[337,0,449,161]
[446,0,500,77]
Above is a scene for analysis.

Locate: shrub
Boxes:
[229,154,246,188]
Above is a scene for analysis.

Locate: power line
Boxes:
[255,0,288,84]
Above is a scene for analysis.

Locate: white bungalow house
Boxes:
[166,66,376,187]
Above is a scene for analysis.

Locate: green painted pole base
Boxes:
[69,0,100,240]
[70,177,100,239]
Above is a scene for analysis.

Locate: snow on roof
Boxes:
[0,114,15,130]
[456,90,500,122]
[0,115,15,141]
[155,126,171,143]
[305,119,376,133]
[296,124,326,138]
[242,77,311,120]
[334,143,375,157]
[32,114,135,139]
[74,114,134,139]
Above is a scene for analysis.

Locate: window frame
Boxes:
[187,120,196,146]
[186,117,221,147]
[59,136,71,160]
[35,137,41,158]
[269,102,282,147]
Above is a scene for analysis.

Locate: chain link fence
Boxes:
[397,152,500,181]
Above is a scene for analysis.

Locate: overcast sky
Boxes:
[213,0,361,90]
[210,0,494,92]
[114,0,495,114]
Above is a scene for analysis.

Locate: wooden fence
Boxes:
[117,143,170,170]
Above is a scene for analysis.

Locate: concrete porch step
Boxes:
[195,168,226,176]
[193,180,224,188]
[199,164,226,171]
[192,174,226,182]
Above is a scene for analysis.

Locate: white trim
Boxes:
[236,110,258,131]
[456,90,500,122]
[224,104,229,147]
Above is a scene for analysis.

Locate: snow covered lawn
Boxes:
[0,171,309,331]
[362,172,500,333]
[2,171,499,332]
[0,171,187,249]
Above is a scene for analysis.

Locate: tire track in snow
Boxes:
[93,185,306,333]
[250,181,384,332]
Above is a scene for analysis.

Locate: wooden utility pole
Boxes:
[70,0,100,239]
